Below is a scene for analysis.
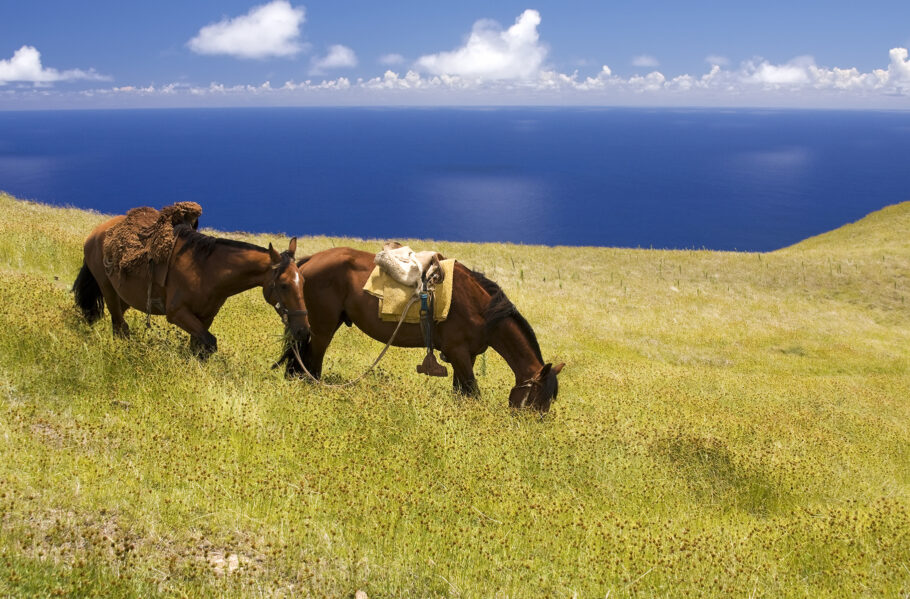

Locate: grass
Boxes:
[0,191,908,597]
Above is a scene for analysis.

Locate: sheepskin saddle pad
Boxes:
[103,201,202,283]
[373,242,442,287]
[364,244,455,324]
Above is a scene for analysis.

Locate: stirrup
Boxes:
[417,352,448,377]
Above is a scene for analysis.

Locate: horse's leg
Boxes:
[96,277,130,338]
[449,350,479,397]
[289,314,344,379]
[166,306,217,357]
[299,332,333,379]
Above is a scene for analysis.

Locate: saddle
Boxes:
[103,201,202,283]
[103,201,202,316]
[374,242,444,287]
[373,241,448,377]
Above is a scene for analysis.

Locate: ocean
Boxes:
[1,107,909,251]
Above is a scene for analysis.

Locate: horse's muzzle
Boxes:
[288,320,310,346]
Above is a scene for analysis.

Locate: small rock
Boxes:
[226,554,240,574]
[355,591,368,599]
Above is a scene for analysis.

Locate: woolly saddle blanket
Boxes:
[363,258,456,323]
[103,201,202,286]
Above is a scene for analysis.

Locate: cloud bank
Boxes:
[25,45,910,110]
[0,45,108,86]
[188,0,306,59]
[415,9,546,80]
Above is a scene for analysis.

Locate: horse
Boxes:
[277,247,564,411]
[73,216,310,357]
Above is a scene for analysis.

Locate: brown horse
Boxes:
[278,247,564,411]
[73,217,310,356]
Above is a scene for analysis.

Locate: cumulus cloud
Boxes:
[309,45,357,75]
[885,47,910,88]
[415,9,547,80]
[745,55,815,85]
[379,53,405,65]
[0,45,109,85]
[632,55,659,68]
[188,0,305,59]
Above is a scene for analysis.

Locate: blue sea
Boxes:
[2,107,909,251]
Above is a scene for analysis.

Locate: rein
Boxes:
[286,294,419,389]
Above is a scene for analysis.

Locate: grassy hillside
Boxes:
[1,191,908,597]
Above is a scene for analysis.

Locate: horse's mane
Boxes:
[175,224,268,260]
[465,266,543,363]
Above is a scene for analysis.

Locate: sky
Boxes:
[2,0,910,109]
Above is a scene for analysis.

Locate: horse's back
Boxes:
[299,247,374,283]
[84,215,126,256]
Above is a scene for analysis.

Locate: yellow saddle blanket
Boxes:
[363,259,455,323]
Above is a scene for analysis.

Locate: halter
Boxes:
[266,264,308,325]
[513,377,543,409]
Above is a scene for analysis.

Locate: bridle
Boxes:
[266,264,308,326]
[513,377,543,409]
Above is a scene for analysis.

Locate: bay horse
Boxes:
[73,217,310,356]
[278,247,564,411]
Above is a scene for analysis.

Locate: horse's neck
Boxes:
[204,245,272,297]
[488,318,543,384]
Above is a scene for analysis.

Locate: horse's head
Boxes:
[264,237,310,345]
[509,362,565,412]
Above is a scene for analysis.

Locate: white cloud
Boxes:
[309,45,357,75]
[705,55,730,66]
[415,9,547,80]
[0,45,109,85]
[745,55,814,86]
[188,0,305,59]
[379,53,405,65]
[629,71,666,91]
[632,55,659,68]
[885,47,910,85]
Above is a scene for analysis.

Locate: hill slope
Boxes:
[785,200,910,252]
[1,192,908,597]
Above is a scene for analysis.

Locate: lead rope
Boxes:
[288,294,419,389]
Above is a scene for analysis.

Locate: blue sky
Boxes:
[2,0,909,108]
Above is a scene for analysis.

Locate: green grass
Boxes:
[1,191,909,597]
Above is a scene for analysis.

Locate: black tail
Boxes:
[73,262,104,323]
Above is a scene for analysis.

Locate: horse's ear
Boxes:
[552,362,565,375]
[537,363,552,379]
[288,237,297,258]
[268,243,281,265]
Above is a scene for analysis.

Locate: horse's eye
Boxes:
[280,282,290,290]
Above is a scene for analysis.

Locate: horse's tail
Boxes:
[73,262,105,323]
